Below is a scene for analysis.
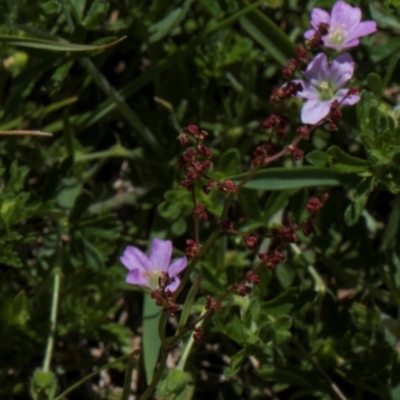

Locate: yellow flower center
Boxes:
[327,25,347,45]
[318,81,335,101]
[143,270,160,289]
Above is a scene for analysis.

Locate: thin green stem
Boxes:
[42,268,61,372]
[176,308,206,371]
[54,353,131,400]
[121,351,140,400]
[158,312,168,349]
[138,351,168,400]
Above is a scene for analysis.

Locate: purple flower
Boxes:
[295,52,360,125]
[305,0,376,50]
[120,238,187,292]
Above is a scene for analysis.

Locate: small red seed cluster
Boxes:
[179,124,238,195]
[151,272,180,314]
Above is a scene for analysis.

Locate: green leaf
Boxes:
[233,167,360,190]
[41,0,62,15]
[239,10,295,66]
[218,148,241,175]
[142,295,161,384]
[344,178,373,226]
[30,371,57,400]
[367,72,383,99]
[261,287,298,316]
[69,190,93,224]
[83,0,110,28]
[306,150,330,168]
[223,349,246,377]
[149,0,194,43]
[367,37,400,63]
[326,145,369,173]
[238,189,261,219]
[178,275,201,331]
[0,34,125,52]
[198,0,224,18]
[2,291,30,327]
[157,369,189,399]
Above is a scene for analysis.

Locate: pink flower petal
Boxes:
[120,246,151,272]
[303,53,330,85]
[301,100,331,125]
[329,53,354,88]
[335,89,360,106]
[126,268,150,287]
[166,277,180,293]
[168,257,187,278]
[329,39,359,49]
[295,80,319,100]
[310,8,330,30]
[347,21,377,42]
[304,29,316,40]
[149,238,172,273]
[331,0,361,35]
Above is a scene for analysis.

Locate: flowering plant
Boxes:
[5,1,400,400]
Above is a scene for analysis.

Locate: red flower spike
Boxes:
[244,234,258,250]
[303,220,315,237]
[187,124,199,135]
[185,239,200,259]
[193,327,203,342]
[293,148,303,160]
[219,219,234,233]
[236,284,252,296]
[296,126,310,137]
[318,22,329,35]
[348,87,359,96]
[246,271,261,284]
[328,122,338,131]
[296,46,308,59]
[219,179,237,193]
[258,253,268,262]
[197,145,212,158]
[205,295,221,310]
[306,197,322,213]
[178,131,191,146]
[180,179,193,191]
[151,290,161,299]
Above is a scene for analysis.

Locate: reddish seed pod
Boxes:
[197,145,212,158]
[193,327,203,342]
[187,124,199,134]
[244,234,258,250]
[296,125,310,137]
[185,239,200,260]
[205,295,221,310]
[306,197,322,213]
[219,179,237,193]
[246,271,261,284]
[293,148,303,160]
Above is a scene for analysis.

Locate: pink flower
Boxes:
[305,0,376,50]
[295,53,360,125]
[120,238,187,292]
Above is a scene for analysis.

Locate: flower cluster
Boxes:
[286,0,376,124]
[119,0,376,328]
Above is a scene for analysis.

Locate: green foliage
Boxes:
[0,0,400,399]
